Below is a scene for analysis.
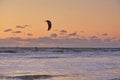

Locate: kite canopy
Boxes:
[45,20,52,31]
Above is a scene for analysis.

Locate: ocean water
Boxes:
[0,47,120,80]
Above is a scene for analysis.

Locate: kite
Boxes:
[45,20,52,31]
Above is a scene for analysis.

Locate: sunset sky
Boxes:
[0,0,120,47]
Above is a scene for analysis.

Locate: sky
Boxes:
[0,0,120,47]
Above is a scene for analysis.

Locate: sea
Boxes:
[0,47,120,80]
